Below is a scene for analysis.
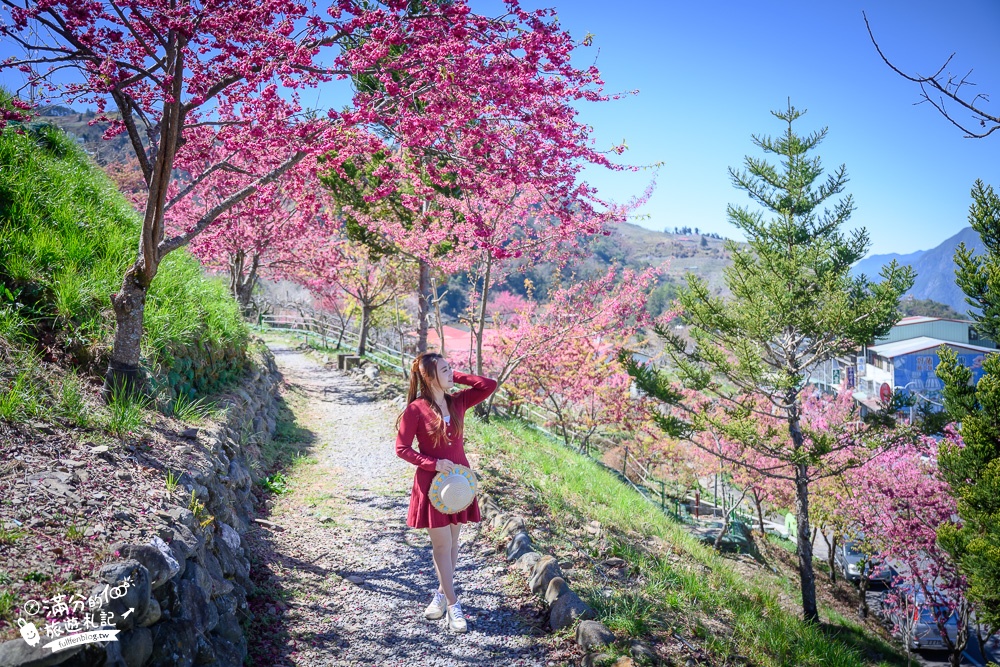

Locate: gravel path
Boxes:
[245,340,552,667]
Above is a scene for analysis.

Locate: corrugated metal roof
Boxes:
[895,315,974,326]
[869,336,997,358]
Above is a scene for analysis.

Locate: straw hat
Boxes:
[429,464,479,514]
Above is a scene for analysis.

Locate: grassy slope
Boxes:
[0,117,247,420]
[466,414,907,667]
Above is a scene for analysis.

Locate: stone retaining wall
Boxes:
[0,341,280,667]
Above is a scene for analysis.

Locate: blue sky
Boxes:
[538,0,1000,256]
[3,1,997,256]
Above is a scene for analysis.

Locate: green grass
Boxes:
[0,527,25,544]
[104,387,150,437]
[467,415,906,667]
[0,100,249,423]
[0,366,42,420]
[165,469,180,495]
[169,393,214,422]
[0,590,14,619]
[55,370,92,427]
[64,525,85,542]
[260,395,315,470]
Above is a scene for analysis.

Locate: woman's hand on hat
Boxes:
[435,458,456,474]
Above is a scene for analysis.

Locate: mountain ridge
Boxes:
[850,226,983,314]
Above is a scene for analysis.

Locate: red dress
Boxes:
[395,371,498,529]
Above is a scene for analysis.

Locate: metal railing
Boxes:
[256,312,409,372]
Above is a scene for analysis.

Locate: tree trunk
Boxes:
[794,462,819,623]
[431,274,446,357]
[394,294,407,380]
[103,47,186,399]
[472,258,494,421]
[825,532,837,584]
[475,255,492,376]
[754,493,766,536]
[714,507,733,550]
[104,262,152,398]
[417,260,430,354]
[229,249,245,302]
[947,602,970,667]
[358,305,372,357]
[715,486,750,550]
[857,556,870,619]
[230,250,260,317]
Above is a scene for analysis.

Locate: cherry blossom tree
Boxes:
[480,266,662,420]
[1,0,634,395]
[180,152,331,313]
[843,436,996,667]
[103,153,146,210]
[298,239,411,357]
[511,334,639,454]
[458,183,656,376]
[486,291,533,324]
[0,89,31,128]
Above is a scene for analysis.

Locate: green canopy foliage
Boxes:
[936,180,1000,630]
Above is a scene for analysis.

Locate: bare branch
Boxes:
[864,11,1000,139]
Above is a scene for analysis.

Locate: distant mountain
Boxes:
[37,104,134,165]
[851,248,926,282]
[851,227,984,315]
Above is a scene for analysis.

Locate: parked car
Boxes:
[834,540,897,585]
[885,585,959,652]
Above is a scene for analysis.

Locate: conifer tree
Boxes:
[619,102,914,622]
[936,180,1000,630]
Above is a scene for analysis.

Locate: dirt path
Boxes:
[244,338,551,667]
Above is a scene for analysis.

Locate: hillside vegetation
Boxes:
[467,415,909,667]
[0,112,249,420]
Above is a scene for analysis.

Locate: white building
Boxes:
[850,317,997,414]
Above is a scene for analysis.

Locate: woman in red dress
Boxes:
[395,352,497,633]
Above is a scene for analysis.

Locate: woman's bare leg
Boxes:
[450,523,462,590]
[428,526,457,605]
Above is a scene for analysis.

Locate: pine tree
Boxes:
[936,180,1000,631]
[619,102,913,622]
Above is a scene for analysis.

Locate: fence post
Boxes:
[622,447,628,478]
[659,480,665,510]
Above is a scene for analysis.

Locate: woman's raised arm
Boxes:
[452,371,498,410]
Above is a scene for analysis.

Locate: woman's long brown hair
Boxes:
[394,352,462,447]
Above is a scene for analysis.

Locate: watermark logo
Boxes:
[16,619,39,647]
[14,578,134,653]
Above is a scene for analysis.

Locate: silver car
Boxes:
[834,540,897,585]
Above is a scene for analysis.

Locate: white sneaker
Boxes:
[447,601,468,633]
[424,591,447,620]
